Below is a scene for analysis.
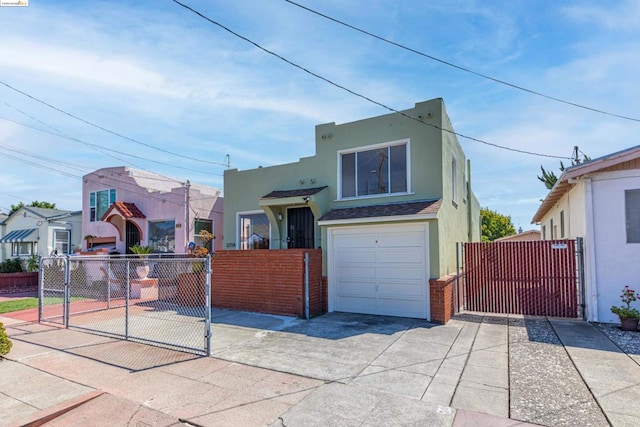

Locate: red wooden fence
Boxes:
[463,240,579,318]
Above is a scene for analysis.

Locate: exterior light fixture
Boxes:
[277,213,283,221]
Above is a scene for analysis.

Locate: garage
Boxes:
[327,223,429,319]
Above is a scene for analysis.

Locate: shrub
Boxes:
[0,258,23,273]
[0,322,12,356]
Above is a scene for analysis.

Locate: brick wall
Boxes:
[0,272,38,295]
[211,249,324,318]
[429,273,462,324]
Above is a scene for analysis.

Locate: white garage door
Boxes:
[328,223,429,319]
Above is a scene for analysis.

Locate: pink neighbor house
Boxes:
[82,166,223,254]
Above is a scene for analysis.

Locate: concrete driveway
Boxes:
[208,309,638,426]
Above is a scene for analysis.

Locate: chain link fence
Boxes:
[39,255,211,355]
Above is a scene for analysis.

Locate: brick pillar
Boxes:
[429,273,459,324]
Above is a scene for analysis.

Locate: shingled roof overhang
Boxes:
[318,199,441,225]
[259,186,328,207]
[261,186,328,199]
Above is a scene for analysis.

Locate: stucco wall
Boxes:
[224,99,480,279]
[591,170,640,323]
[82,167,223,253]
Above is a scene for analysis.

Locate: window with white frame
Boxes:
[148,219,175,253]
[12,241,36,256]
[339,140,408,199]
[239,212,269,250]
[560,210,565,238]
[89,188,116,221]
[625,189,640,243]
[54,229,70,255]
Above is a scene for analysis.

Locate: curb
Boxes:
[7,390,106,427]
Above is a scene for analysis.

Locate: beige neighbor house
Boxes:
[0,206,82,262]
[532,145,640,323]
[82,166,223,254]
[223,98,480,320]
[494,230,541,242]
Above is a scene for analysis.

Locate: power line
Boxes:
[284,0,640,124]
[171,0,570,160]
[0,114,223,178]
[0,151,221,209]
[0,79,231,167]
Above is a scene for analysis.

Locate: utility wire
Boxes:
[0,79,230,167]
[0,114,223,178]
[172,0,570,160]
[284,0,640,124]
[0,151,221,209]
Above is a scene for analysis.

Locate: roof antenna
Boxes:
[224,154,231,169]
[572,146,580,165]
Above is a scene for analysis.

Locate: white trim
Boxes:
[318,213,437,226]
[337,138,411,200]
[336,192,415,202]
[584,178,598,321]
[236,210,271,250]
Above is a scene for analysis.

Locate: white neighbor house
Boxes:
[532,145,640,323]
[0,206,82,261]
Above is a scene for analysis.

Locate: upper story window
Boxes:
[90,188,116,222]
[339,140,408,199]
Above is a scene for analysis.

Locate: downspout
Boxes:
[466,159,472,241]
[583,177,598,322]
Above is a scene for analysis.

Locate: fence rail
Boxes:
[462,240,582,318]
[39,255,211,355]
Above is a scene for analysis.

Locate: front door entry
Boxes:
[125,221,141,254]
[287,207,314,249]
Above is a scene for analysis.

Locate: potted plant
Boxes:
[84,234,96,250]
[611,285,640,331]
[129,245,154,279]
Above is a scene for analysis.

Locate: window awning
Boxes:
[0,228,37,243]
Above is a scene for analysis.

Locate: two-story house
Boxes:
[223,98,480,320]
[82,166,223,254]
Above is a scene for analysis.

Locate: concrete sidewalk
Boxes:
[1,311,639,426]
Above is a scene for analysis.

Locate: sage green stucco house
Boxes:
[223,98,480,320]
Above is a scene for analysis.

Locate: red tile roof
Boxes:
[100,201,146,221]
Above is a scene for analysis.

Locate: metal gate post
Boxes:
[576,237,586,320]
[64,256,70,328]
[38,257,44,323]
[455,242,460,313]
[125,259,130,339]
[304,253,310,320]
[205,254,212,356]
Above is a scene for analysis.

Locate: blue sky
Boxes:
[0,0,638,229]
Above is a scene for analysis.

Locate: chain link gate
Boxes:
[38,255,212,355]
[39,256,68,325]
